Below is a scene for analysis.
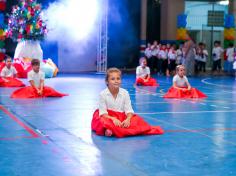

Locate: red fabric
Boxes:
[163,86,207,98]
[136,77,159,86]
[11,86,68,98]
[91,109,164,138]
[0,2,6,11]
[224,51,227,61]
[13,63,32,78]
[0,62,5,72]
[0,77,25,87]
[0,53,5,62]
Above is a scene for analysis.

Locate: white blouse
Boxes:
[173,75,189,87]
[99,88,134,116]
[136,66,150,78]
[1,66,17,77]
[27,70,45,88]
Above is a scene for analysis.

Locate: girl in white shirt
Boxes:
[91,68,164,137]
[164,65,207,98]
[136,57,158,86]
[11,59,67,98]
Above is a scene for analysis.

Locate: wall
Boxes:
[107,0,141,68]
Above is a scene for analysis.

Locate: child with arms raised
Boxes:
[91,68,164,137]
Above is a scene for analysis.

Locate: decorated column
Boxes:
[0,0,6,62]
[6,0,47,61]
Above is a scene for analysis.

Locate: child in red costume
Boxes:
[164,65,207,98]
[11,59,67,98]
[136,57,159,86]
[91,67,164,137]
[0,56,25,87]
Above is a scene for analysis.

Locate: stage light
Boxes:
[44,0,99,41]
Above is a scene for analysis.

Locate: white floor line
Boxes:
[201,78,236,89]
[144,116,236,146]
[137,110,236,115]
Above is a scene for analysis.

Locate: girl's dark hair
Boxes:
[4,54,12,61]
[31,59,40,66]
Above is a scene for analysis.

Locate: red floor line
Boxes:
[166,128,236,133]
[0,136,37,141]
[0,105,39,138]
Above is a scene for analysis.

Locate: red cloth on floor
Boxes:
[11,86,68,98]
[91,109,164,138]
[0,77,25,87]
[163,86,207,98]
[136,77,159,86]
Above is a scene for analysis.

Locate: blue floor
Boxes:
[0,74,236,176]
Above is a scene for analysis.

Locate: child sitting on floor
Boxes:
[0,55,25,87]
[91,67,164,138]
[11,59,67,98]
[163,65,207,98]
[136,57,159,86]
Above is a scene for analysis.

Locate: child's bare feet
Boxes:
[105,129,113,137]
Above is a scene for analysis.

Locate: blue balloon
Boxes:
[177,14,187,28]
[225,14,235,28]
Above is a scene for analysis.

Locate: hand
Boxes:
[187,86,191,91]
[121,118,131,128]
[112,118,122,127]
[37,89,43,96]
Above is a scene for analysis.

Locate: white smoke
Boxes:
[43,0,99,42]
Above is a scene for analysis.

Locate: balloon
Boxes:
[177,14,187,28]
[225,14,235,28]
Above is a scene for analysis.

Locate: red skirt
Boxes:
[11,86,68,98]
[91,109,164,138]
[163,86,207,98]
[136,77,159,86]
[0,77,25,87]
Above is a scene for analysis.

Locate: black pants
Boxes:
[198,61,206,72]
[148,56,158,73]
[157,59,163,74]
[168,60,176,72]
[161,59,168,75]
[212,59,221,71]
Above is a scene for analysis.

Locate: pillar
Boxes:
[160,0,185,41]
[140,0,147,56]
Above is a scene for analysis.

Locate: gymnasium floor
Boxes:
[0,73,236,176]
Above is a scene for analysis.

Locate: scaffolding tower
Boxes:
[97,0,108,73]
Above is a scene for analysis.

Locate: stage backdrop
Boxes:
[6,0,141,73]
